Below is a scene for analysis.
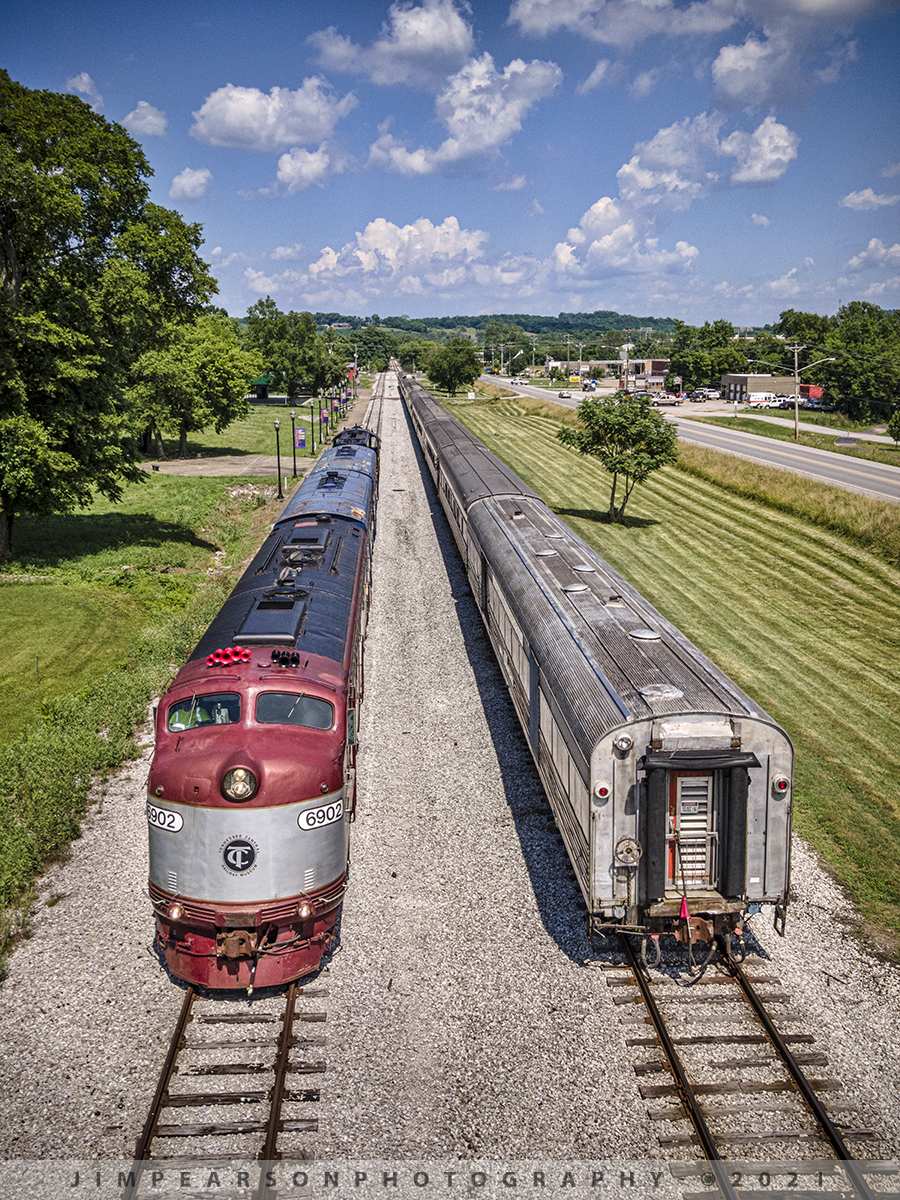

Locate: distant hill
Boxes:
[311,310,678,334]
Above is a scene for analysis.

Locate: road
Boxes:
[483,376,900,506]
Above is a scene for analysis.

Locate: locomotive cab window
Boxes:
[167,693,241,731]
[256,692,335,730]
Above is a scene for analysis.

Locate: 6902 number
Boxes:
[146,802,184,832]
[298,799,343,830]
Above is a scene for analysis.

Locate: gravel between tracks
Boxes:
[0,381,897,1176]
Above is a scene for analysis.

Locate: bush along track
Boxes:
[0,478,282,978]
[0,583,230,974]
[448,395,900,954]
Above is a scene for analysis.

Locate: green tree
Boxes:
[127,315,262,458]
[556,395,679,522]
[824,302,900,421]
[356,325,399,373]
[398,340,435,372]
[887,406,900,445]
[426,338,481,395]
[0,70,215,558]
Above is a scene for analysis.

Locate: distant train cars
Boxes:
[147,428,379,990]
[399,371,793,952]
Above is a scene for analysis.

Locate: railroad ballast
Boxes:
[146,422,380,990]
[399,370,793,952]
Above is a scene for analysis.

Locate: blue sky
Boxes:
[5,0,900,324]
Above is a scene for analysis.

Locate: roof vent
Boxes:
[629,628,660,641]
[639,683,683,700]
[572,564,595,572]
[535,549,557,557]
[563,583,588,592]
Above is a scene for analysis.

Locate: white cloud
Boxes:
[767,266,805,296]
[751,212,771,225]
[720,116,799,183]
[367,53,561,175]
[712,31,797,106]
[275,145,336,192]
[882,162,900,178]
[270,243,306,261]
[554,112,797,287]
[123,101,167,137]
[577,59,616,94]
[244,266,304,296]
[308,216,489,283]
[169,167,212,200]
[858,274,900,298]
[191,80,357,150]
[846,238,900,270]
[816,38,858,82]
[508,0,739,47]
[493,175,528,190]
[840,188,900,210]
[209,246,244,269]
[631,68,660,97]
[527,199,545,216]
[66,72,103,110]
[309,0,475,90]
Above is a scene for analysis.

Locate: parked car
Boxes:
[652,395,683,406]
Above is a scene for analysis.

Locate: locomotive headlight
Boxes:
[222,767,258,802]
[613,733,633,754]
[297,901,313,920]
[772,774,791,799]
[168,903,183,922]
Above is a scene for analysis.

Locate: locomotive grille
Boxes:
[304,868,315,890]
[168,870,178,892]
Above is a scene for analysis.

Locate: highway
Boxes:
[483,377,900,506]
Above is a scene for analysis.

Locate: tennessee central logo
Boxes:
[221,836,258,875]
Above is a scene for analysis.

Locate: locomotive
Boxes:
[399,371,793,954]
[146,421,380,990]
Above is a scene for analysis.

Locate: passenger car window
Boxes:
[256,692,334,730]
[168,693,241,731]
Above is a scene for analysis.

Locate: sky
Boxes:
[5,0,900,325]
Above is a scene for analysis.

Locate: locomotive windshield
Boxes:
[167,693,241,731]
[256,692,334,730]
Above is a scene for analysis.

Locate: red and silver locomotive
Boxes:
[146,425,379,990]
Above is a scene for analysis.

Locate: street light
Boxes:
[308,399,316,453]
[746,350,836,441]
[274,419,283,499]
[290,410,297,478]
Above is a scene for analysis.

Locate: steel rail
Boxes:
[620,936,740,1200]
[723,953,876,1200]
[256,981,299,1200]
[122,984,197,1200]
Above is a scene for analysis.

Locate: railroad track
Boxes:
[123,982,325,1200]
[612,936,887,1200]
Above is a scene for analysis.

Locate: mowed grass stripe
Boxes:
[452,399,900,947]
[480,407,900,618]
[472,408,900,787]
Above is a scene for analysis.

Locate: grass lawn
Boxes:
[0,585,144,744]
[448,396,900,953]
[147,399,351,461]
[0,473,294,745]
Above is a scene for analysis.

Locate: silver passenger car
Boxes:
[401,371,793,945]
